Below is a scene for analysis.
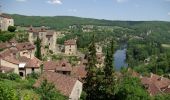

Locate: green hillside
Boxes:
[7,14,170,30]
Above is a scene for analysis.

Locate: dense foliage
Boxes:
[36,79,66,100]
[35,36,42,60]
[8,26,16,32]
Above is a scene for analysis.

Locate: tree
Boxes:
[102,40,117,99]
[35,36,42,60]
[37,79,66,100]
[8,26,16,32]
[115,76,150,100]
[84,34,98,100]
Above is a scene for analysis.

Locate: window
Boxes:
[69,49,71,51]
[19,72,24,77]
[32,68,35,72]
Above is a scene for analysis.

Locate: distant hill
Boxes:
[6,14,170,30]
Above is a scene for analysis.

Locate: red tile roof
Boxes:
[25,57,41,68]
[55,59,72,72]
[2,56,20,65]
[64,39,76,45]
[0,49,11,58]
[16,42,35,51]
[44,59,72,72]
[34,71,78,96]
[141,73,170,96]
[28,26,46,32]
[46,30,55,36]
[0,43,10,49]
[43,61,58,70]
[72,65,87,79]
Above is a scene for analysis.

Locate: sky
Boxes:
[0,0,170,21]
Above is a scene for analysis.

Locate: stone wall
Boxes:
[69,80,83,100]
[0,59,19,74]
[0,17,14,31]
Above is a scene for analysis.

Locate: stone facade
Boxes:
[28,26,58,53]
[64,39,77,55]
[0,14,14,31]
[0,59,19,74]
[69,80,83,100]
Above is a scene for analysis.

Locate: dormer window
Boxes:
[62,63,66,67]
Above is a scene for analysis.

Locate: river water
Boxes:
[114,45,128,70]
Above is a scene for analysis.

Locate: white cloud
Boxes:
[16,0,27,2]
[168,12,170,16]
[47,0,62,5]
[116,0,128,3]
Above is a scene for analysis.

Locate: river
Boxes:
[114,45,128,70]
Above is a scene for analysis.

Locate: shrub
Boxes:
[7,73,21,81]
[27,72,39,79]
[8,26,16,32]
[0,73,8,79]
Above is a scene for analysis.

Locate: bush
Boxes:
[0,73,8,79]
[8,26,16,32]
[27,72,39,79]
[7,73,21,81]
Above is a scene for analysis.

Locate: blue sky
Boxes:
[0,0,170,21]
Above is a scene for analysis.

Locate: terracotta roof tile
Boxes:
[34,71,78,96]
[55,59,72,72]
[16,42,35,51]
[2,56,20,65]
[64,39,76,45]
[72,65,87,79]
[141,73,170,96]
[0,49,11,58]
[25,57,41,68]
[43,61,58,70]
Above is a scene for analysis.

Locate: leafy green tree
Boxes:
[115,76,150,100]
[35,36,42,60]
[84,34,98,100]
[8,26,16,32]
[37,79,66,100]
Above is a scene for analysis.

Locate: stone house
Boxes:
[43,59,87,80]
[64,39,77,55]
[34,71,83,100]
[0,41,41,77]
[16,42,35,59]
[0,55,41,77]
[28,26,58,53]
[0,14,14,31]
[44,59,72,75]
